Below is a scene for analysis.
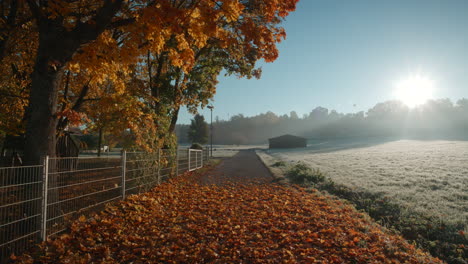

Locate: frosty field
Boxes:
[266,139,468,228]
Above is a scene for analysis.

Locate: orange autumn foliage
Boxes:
[15,170,443,263]
[0,0,299,152]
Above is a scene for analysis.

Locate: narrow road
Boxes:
[200,150,273,185]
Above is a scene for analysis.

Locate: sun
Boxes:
[394,74,434,107]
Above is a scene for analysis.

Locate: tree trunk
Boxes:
[22,31,71,244]
[21,0,124,244]
[97,128,103,157]
[23,0,125,165]
[23,14,80,165]
[24,42,66,165]
[168,107,180,133]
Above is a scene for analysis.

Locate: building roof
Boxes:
[268,134,306,141]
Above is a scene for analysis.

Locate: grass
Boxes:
[282,161,467,264]
[269,140,467,229]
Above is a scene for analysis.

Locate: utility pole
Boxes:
[207,105,214,157]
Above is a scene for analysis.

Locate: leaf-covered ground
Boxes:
[16,157,443,263]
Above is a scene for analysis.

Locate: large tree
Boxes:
[0,0,299,164]
[188,114,208,144]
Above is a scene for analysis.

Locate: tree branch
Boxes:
[108,17,136,29]
[0,91,28,100]
[71,83,91,111]
[74,0,125,44]
[0,0,18,61]
[25,0,42,22]
[147,49,153,91]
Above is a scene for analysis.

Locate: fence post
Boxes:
[121,151,126,200]
[157,148,161,184]
[175,148,179,176]
[188,149,191,171]
[41,156,49,241]
[201,150,203,168]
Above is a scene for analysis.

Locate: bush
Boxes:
[286,163,325,184]
[272,161,286,167]
[190,143,203,150]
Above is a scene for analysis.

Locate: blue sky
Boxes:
[178,0,468,124]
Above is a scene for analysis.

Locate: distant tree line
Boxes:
[176,98,468,145]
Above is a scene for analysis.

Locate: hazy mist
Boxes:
[176,98,468,145]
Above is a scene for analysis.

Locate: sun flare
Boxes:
[394,74,434,107]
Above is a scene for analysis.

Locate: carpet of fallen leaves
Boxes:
[15,168,443,263]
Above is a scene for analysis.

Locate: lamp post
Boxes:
[207,105,214,157]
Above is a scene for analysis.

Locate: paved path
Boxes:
[200,150,273,185]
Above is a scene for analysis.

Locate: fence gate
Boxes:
[188,149,203,171]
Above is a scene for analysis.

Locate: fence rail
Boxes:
[0,148,209,263]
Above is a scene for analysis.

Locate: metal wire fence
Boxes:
[0,165,43,262]
[44,156,122,238]
[0,148,209,263]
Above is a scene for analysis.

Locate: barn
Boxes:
[268,134,307,149]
